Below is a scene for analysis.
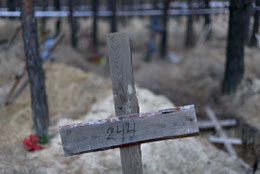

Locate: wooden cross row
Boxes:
[204,107,242,157]
[59,32,199,174]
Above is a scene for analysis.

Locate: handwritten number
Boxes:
[106,127,116,140]
[106,122,136,140]
[126,122,136,137]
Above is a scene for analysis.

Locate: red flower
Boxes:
[23,134,43,151]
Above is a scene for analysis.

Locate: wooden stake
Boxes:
[108,32,143,174]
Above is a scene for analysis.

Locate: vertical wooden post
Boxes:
[21,0,50,137]
[69,0,77,48]
[160,0,169,58]
[92,0,99,51]
[222,0,252,94]
[249,0,260,47]
[108,32,143,174]
[110,0,117,33]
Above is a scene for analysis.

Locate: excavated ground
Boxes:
[0,15,259,173]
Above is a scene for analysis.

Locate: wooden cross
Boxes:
[204,107,242,157]
[59,32,199,174]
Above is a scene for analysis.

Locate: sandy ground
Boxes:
[0,14,259,173]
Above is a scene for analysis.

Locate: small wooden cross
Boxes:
[59,32,199,174]
[204,107,242,157]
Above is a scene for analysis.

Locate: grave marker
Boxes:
[59,32,199,174]
[204,106,242,157]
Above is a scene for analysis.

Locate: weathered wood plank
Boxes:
[204,107,237,157]
[198,119,237,129]
[107,32,142,174]
[59,105,199,156]
[209,136,242,145]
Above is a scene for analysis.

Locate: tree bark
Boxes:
[185,0,195,48]
[160,0,169,58]
[249,0,260,47]
[21,0,50,136]
[69,0,77,48]
[222,0,252,94]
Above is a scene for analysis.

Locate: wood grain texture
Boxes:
[108,32,142,174]
[59,105,199,156]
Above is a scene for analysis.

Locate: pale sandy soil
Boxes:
[0,15,259,173]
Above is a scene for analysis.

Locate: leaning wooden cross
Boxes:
[59,32,199,174]
[204,107,242,157]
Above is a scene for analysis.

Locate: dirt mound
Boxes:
[0,64,253,174]
[0,63,110,150]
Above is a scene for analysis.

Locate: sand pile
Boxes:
[0,63,253,174]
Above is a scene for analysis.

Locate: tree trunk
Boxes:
[160,0,169,58]
[249,0,260,47]
[8,0,16,11]
[244,4,253,44]
[185,0,195,47]
[21,0,50,136]
[92,0,99,51]
[110,0,117,33]
[222,0,252,94]
[54,0,61,36]
[69,0,77,48]
[204,0,210,26]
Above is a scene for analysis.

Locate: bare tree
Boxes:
[185,0,195,47]
[160,0,169,57]
[92,0,99,51]
[21,0,50,136]
[222,0,253,94]
[69,0,78,48]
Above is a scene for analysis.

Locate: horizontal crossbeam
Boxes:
[59,105,199,156]
[198,119,237,129]
[209,136,242,145]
